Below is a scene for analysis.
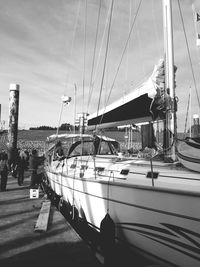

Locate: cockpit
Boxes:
[46,134,120,162]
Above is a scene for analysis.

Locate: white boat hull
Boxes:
[45,155,200,267]
[177,140,200,173]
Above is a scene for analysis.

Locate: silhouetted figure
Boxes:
[0,150,9,191]
[24,150,29,170]
[8,147,20,178]
[17,150,27,186]
[29,149,44,188]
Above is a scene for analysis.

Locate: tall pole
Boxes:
[79,113,86,135]
[189,86,192,137]
[162,0,176,161]
[74,84,77,134]
[8,84,20,164]
[192,114,200,137]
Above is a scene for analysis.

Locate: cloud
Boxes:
[0,0,199,132]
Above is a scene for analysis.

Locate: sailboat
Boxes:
[177,136,200,173]
[43,1,200,266]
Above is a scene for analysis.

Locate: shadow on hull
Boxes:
[41,177,153,267]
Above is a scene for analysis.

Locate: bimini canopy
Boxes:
[87,59,172,130]
[46,133,117,143]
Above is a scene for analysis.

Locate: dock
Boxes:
[0,172,102,267]
[0,171,157,267]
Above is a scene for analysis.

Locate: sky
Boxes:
[0,0,200,132]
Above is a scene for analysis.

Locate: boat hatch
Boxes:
[81,165,88,170]
[70,164,76,169]
[120,169,129,175]
[95,167,105,172]
[146,171,159,179]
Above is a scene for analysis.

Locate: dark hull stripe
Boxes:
[119,226,200,256]
[115,236,179,267]
[144,235,200,262]
[177,151,200,164]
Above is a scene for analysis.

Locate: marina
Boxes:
[0,0,200,266]
[42,0,200,265]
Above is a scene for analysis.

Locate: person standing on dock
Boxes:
[8,147,19,178]
[17,149,27,186]
[24,150,29,170]
[29,149,44,188]
[0,150,9,191]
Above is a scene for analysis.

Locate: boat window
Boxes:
[69,141,94,157]
[52,141,69,161]
[110,142,120,154]
[99,141,112,155]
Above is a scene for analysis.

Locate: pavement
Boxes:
[0,172,102,267]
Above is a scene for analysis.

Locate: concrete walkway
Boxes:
[0,173,102,267]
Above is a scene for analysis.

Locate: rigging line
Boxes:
[124,0,132,101]
[72,157,77,220]
[99,0,143,126]
[177,0,200,110]
[107,171,113,213]
[82,0,88,113]
[135,0,145,78]
[95,0,114,131]
[152,0,160,48]
[87,0,102,113]
[184,89,191,134]
[56,1,81,134]
[56,101,64,137]
[64,0,81,94]
[87,2,113,110]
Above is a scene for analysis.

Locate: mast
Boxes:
[162,0,177,161]
[189,86,192,137]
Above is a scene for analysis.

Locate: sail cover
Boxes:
[87,59,167,130]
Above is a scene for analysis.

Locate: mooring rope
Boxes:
[107,171,114,213]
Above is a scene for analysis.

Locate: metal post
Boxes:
[162,0,176,161]
[79,113,85,134]
[74,84,77,134]
[192,114,200,137]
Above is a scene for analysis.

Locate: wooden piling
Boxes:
[34,200,51,232]
[7,84,20,163]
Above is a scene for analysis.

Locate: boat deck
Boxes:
[72,155,200,194]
